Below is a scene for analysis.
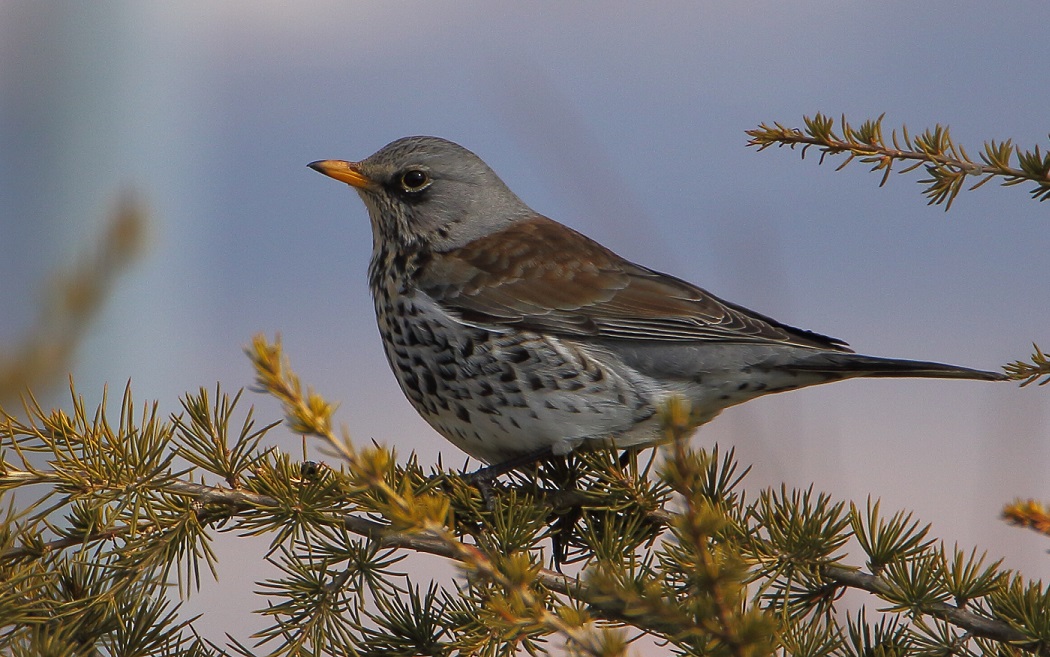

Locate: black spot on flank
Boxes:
[737,383,749,391]
[455,405,470,423]
[499,367,517,383]
[544,400,558,410]
[563,380,585,391]
[477,381,494,396]
[527,374,544,391]
[508,417,520,429]
[421,370,437,395]
[459,341,475,357]
[505,346,530,363]
[719,394,730,401]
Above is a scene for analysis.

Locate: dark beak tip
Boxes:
[307,161,324,172]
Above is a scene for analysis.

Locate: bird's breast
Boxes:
[366,281,658,462]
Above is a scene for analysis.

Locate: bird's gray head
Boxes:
[309,136,534,253]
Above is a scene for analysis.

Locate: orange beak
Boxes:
[307,160,376,190]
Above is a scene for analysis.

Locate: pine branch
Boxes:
[199,476,1044,650]
[1005,344,1050,387]
[1003,499,1050,538]
[7,472,1027,651]
[0,193,145,402]
[4,342,1047,656]
[746,113,1050,209]
[822,564,1026,644]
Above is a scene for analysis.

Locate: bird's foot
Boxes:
[462,447,553,508]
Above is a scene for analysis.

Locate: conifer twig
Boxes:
[747,113,1050,209]
[1004,344,1050,387]
[141,479,1029,648]
[0,194,145,401]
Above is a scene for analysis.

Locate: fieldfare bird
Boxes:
[309,137,1004,466]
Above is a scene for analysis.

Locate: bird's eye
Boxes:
[399,169,431,192]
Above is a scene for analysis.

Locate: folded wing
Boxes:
[415,216,850,351]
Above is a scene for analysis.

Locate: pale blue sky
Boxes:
[1,1,1048,646]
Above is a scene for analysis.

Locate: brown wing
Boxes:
[415,216,851,351]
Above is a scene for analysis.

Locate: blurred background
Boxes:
[1,1,1047,645]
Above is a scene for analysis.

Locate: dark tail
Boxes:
[792,352,1007,382]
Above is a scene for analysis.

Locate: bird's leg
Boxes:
[461,447,554,508]
[618,448,636,469]
[463,447,554,485]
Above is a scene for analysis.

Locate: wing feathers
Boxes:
[415,216,849,351]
